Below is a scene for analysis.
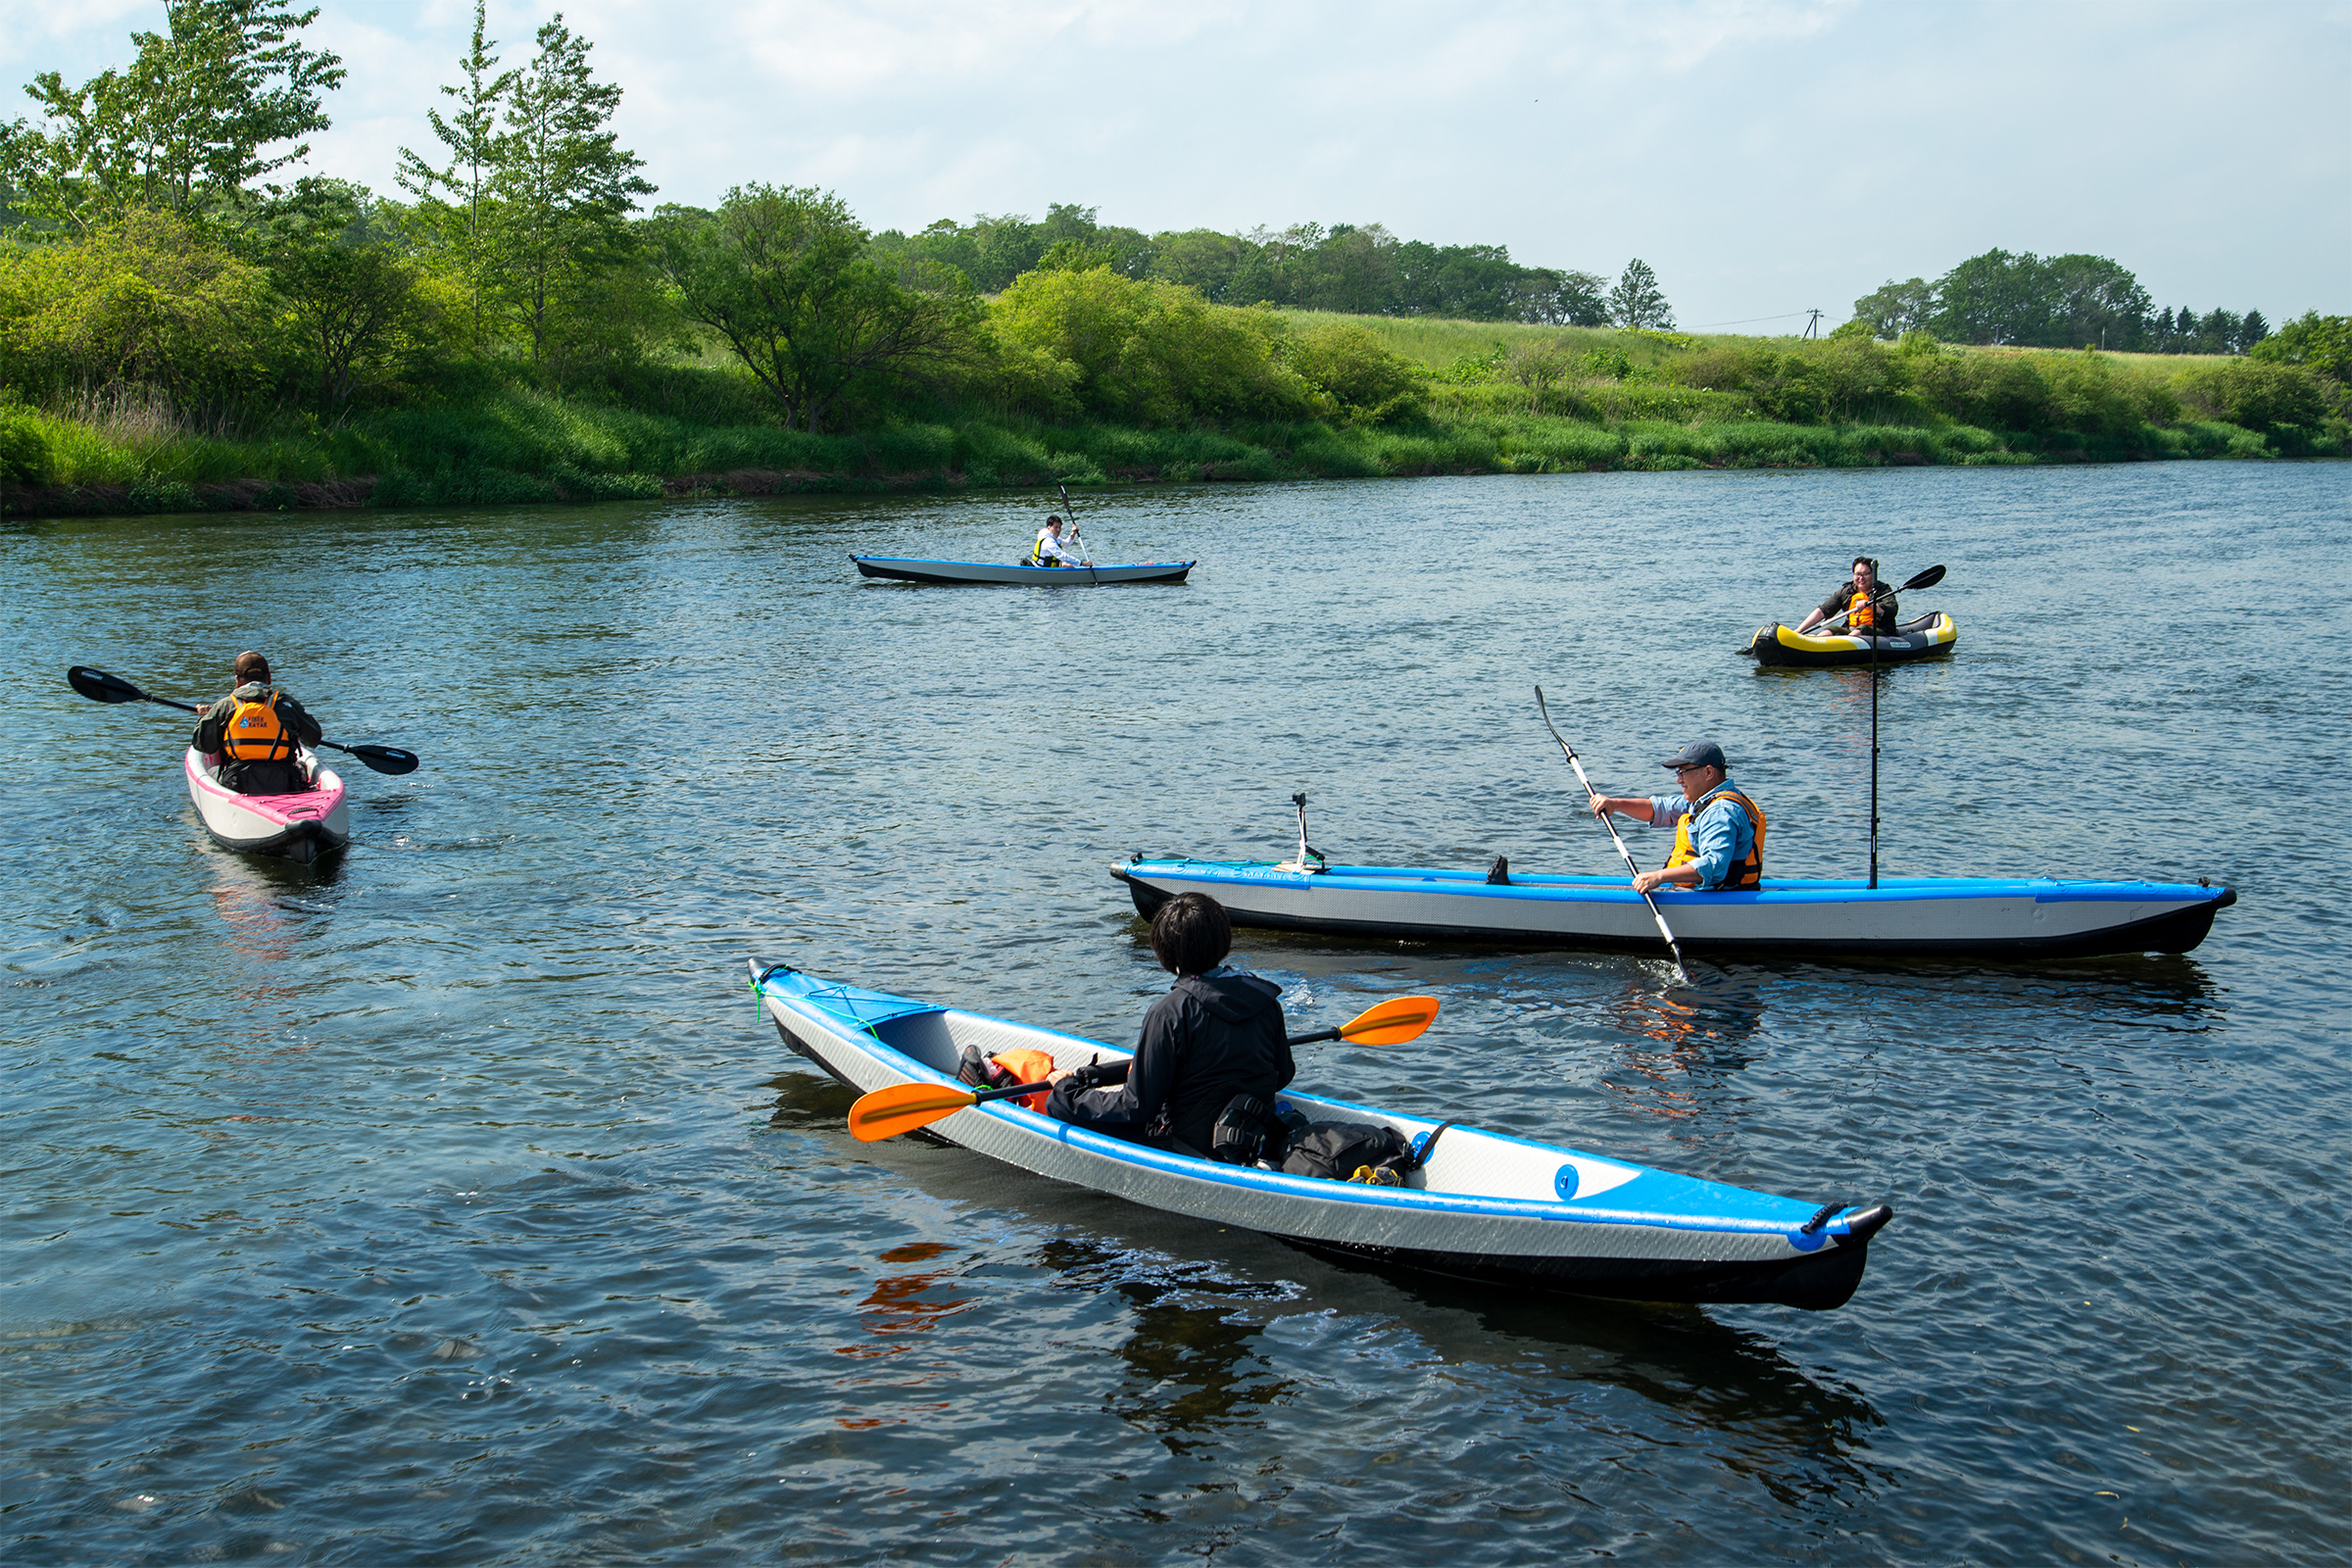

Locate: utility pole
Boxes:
[1802,308,1824,340]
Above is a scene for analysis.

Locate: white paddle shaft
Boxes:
[1534,687,1690,979]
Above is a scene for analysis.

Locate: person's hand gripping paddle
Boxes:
[845,994,1442,1142]
[67,665,421,774]
[1535,686,1690,984]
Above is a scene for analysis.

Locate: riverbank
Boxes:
[2,329,2336,519]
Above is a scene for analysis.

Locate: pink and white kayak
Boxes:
[182,747,351,863]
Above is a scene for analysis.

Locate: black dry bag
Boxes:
[1281,1120,1413,1182]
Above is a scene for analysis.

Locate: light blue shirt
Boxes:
[1642,779,1757,891]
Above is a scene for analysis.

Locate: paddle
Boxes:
[1056,480,1101,586]
[1809,564,1946,635]
[1534,686,1691,984]
[845,994,1444,1143]
[66,665,421,775]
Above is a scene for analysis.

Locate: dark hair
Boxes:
[1045,514,1062,526]
[1150,892,1232,976]
[1852,556,1877,574]
[233,651,270,683]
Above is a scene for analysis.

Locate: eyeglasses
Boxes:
[1674,764,1708,775]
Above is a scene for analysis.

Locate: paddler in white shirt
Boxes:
[1027,515,1085,568]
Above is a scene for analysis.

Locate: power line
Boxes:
[1686,310,1813,328]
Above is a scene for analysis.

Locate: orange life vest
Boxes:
[1845,587,1881,632]
[221,688,296,766]
[989,1048,1059,1111]
[1665,786,1766,891]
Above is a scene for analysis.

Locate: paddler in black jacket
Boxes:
[1796,556,1898,635]
[193,651,323,795]
[1046,892,1295,1157]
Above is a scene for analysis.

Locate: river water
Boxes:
[3,463,2344,1564]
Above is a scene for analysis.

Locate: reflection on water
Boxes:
[9,466,2344,1565]
[1038,1240,1296,1446]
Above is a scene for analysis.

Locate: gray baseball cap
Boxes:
[1661,740,1727,770]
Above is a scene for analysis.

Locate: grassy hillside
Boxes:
[1,313,2336,518]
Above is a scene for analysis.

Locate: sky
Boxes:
[2,0,2344,330]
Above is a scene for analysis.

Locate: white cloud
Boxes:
[1,0,2342,321]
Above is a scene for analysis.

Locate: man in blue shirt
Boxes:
[1588,740,1767,893]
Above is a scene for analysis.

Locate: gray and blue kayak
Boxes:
[852,555,1194,585]
[750,958,1893,1308]
[1113,858,2234,960]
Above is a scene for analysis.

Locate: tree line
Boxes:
[0,1,2339,475]
[872,212,1678,329]
[0,2,1679,434]
[1853,249,2272,354]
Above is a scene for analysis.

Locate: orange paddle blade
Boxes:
[1335,995,1442,1046]
[847,1081,979,1142]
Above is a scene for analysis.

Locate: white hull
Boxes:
[183,748,351,863]
[751,960,1888,1308]
[1114,859,2231,959]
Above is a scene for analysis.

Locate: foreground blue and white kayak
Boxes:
[852,555,1194,585]
[1113,858,2234,959]
[750,958,1893,1308]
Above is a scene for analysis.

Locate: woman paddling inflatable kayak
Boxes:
[1744,561,1958,667]
[68,663,418,863]
[750,957,1894,1309]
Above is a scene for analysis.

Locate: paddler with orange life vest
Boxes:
[1586,741,1766,895]
[192,652,322,796]
[1795,556,1898,636]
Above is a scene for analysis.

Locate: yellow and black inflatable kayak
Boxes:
[1745,612,1958,667]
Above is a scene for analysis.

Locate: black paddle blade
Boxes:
[333,742,420,776]
[1904,564,1947,591]
[68,665,147,704]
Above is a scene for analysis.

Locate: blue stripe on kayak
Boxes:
[1118,859,2226,906]
[757,975,1838,1239]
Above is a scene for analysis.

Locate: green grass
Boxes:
[2,320,2336,517]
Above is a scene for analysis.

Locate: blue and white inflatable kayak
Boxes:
[750,958,1893,1309]
[852,555,1194,585]
[1113,858,2234,959]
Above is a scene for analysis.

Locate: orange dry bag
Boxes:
[988,1048,1059,1111]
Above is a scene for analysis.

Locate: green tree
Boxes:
[1930,249,2055,345]
[2180,359,2327,437]
[491,14,654,371]
[1852,277,1936,339]
[0,1,343,231]
[987,267,1312,425]
[1606,259,1673,329]
[2045,254,2152,350]
[395,0,516,350]
[0,208,272,406]
[1282,321,1424,420]
[2250,312,2349,380]
[658,184,971,432]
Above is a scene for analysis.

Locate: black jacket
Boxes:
[1816,579,1898,631]
[1047,971,1295,1153]
[194,682,322,795]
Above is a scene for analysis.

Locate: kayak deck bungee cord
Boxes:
[750,958,1893,1309]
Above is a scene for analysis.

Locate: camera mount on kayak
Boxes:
[1275,791,1329,875]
